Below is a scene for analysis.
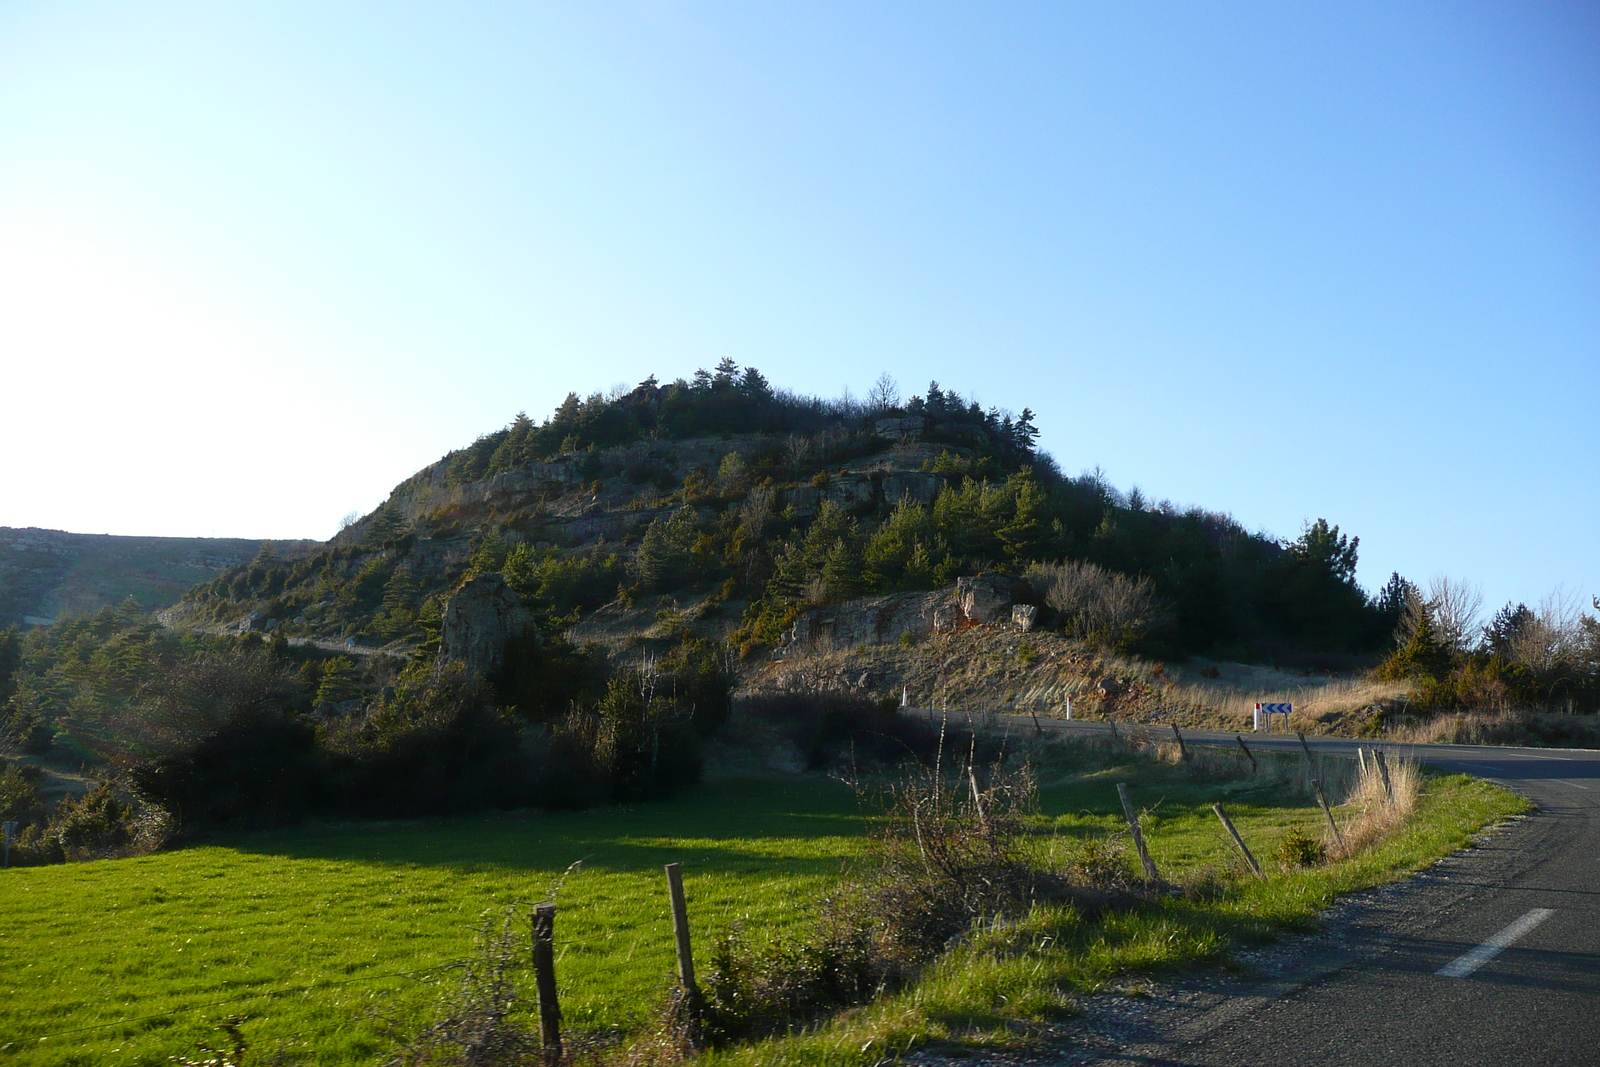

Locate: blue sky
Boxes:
[0,1,1595,616]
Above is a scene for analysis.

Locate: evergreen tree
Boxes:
[363,506,409,549]
[1483,602,1536,657]
[996,468,1045,560]
[1383,606,1454,682]
[1287,519,1359,583]
[375,564,421,638]
[739,366,772,399]
[634,506,699,590]
[1013,408,1039,453]
[315,657,364,706]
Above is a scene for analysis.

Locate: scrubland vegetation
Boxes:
[0,367,1591,870]
[175,366,1398,664]
[1368,580,1600,730]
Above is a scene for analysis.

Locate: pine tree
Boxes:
[1013,408,1039,453]
[375,564,421,638]
[739,366,772,399]
[1287,519,1358,584]
[634,506,699,590]
[997,468,1045,561]
[1384,607,1454,682]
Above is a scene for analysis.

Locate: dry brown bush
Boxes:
[1328,752,1420,860]
[1024,560,1165,651]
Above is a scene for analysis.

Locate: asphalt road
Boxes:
[989,716,1600,1065]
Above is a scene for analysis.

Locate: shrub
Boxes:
[545,671,704,805]
[53,783,137,859]
[1277,826,1325,869]
[388,911,543,1066]
[693,754,1155,1046]
[132,710,322,830]
[321,662,527,817]
[1024,559,1166,651]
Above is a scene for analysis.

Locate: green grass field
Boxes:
[0,752,1527,1067]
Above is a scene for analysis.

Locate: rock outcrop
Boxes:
[439,573,538,674]
[772,576,1024,659]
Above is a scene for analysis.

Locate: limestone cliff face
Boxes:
[771,576,1022,659]
[439,573,538,675]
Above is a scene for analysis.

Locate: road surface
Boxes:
[978,716,1600,1065]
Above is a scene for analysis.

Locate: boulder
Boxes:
[825,474,877,511]
[875,417,925,441]
[956,575,1016,624]
[1012,604,1037,632]
[772,576,1021,659]
[439,573,538,675]
[881,471,942,506]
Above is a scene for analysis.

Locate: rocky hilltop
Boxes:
[173,367,1394,677]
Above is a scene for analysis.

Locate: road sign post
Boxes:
[1253,702,1292,732]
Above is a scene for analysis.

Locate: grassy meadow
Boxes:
[0,747,1527,1066]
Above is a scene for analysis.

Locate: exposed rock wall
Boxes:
[439,573,538,674]
[772,576,1023,659]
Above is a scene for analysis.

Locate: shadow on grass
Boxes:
[210,776,872,875]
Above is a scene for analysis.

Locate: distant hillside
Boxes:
[0,528,316,625]
[174,364,1397,663]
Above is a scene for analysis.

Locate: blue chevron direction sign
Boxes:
[1253,702,1293,732]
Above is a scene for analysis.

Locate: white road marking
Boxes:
[1436,909,1555,979]
[1550,779,1593,790]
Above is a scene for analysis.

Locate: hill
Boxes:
[0,527,314,626]
[171,364,1398,666]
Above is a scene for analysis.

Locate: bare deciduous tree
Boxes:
[868,372,901,413]
[1402,576,1481,655]
[1509,586,1589,672]
[783,434,811,469]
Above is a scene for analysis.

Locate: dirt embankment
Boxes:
[740,622,1403,737]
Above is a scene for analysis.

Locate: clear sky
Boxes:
[1,1,1595,616]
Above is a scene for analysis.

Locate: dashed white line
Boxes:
[1550,779,1593,790]
[1436,909,1556,979]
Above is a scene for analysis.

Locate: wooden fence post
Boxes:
[664,862,698,995]
[1115,783,1160,883]
[1310,779,1344,848]
[1296,730,1316,769]
[1212,803,1264,878]
[531,902,561,1063]
[1357,747,1368,778]
[1170,724,1189,762]
[1375,750,1395,805]
[1234,735,1257,774]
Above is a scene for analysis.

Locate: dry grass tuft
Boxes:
[1390,709,1600,749]
[1328,753,1421,860]
[1157,671,1406,734]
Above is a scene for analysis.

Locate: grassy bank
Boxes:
[0,778,866,1066]
[705,770,1526,1067]
[0,747,1526,1066]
